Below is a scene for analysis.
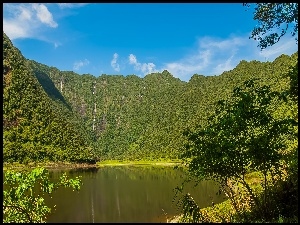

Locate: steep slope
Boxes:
[3,32,96,164]
[25,51,297,161]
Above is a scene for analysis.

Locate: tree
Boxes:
[244,3,298,49]
[285,59,298,100]
[180,79,297,222]
[3,167,82,223]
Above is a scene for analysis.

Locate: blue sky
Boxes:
[3,3,298,82]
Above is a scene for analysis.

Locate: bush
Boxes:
[3,167,82,223]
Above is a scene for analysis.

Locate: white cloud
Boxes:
[129,54,138,65]
[3,3,58,40]
[3,3,89,44]
[19,6,32,20]
[159,34,297,81]
[161,49,212,80]
[161,36,246,81]
[32,4,57,28]
[141,63,157,74]
[3,19,29,40]
[258,36,298,59]
[199,36,244,50]
[111,53,120,72]
[73,59,90,71]
[57,3,89,9]
[128,54,158,75]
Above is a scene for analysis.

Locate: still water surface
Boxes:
[42,166,226,223]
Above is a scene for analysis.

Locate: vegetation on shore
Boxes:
[96,159,182,167]
[3,160,181,171]
[170,170,297,223]
[170,3,298,223]
[3,167,82,223]
[3,161,99,171]
[172,69,297,223]
[169,171,261,223]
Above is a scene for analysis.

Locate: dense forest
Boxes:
[3,31,298,163]
[3,32,95,164]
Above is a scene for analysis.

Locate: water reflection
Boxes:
[41,166,226,223]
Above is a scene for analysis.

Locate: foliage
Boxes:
[177,5,298,220]
[178,193,203,223]
[3,32,97,164]
[244,3,298,49]
[3,31,298,165]
[239,172,298,223]
[177,193,233,223]
[25,50,297,162]
[3,167,82,223]
[180,78,297,222]
[284,60,298,100]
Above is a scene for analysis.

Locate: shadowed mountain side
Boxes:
[33,70,71,111]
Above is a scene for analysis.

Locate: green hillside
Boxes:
[28,54,297,161]
[3,32,96,164]
[3,32,297,163]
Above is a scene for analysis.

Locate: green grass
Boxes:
[3,161,98,171]
[96,159,182,167]
[3,159,183,170]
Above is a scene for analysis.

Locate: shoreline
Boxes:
[3,160,182,171]
[97,161,181,167]
[3,162,98,171]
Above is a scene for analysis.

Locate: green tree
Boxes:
[180,79,297,222]
[3,167,82,223]
[244,3,298,100]
[244,3,298,49]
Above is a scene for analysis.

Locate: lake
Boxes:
[40,165,226,223]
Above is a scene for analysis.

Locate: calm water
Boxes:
[5,166,227,223]
[45,166,227,223]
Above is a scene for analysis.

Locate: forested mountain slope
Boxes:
[3,32,297,162]
[26,44,297,161]
[3,32,96,164]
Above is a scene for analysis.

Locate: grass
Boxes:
[3,159,182,170]
[96,159,182,167]
[3,161,98,171]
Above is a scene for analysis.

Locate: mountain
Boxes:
[3,32,297,163]
[3,32,96,164]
